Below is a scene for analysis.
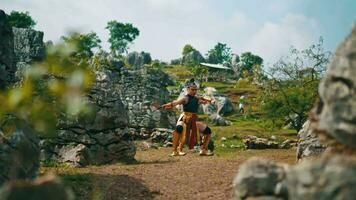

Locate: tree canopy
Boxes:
[259,38,331,131]
[182,44,196,57]
[7,11,36,28]
[206,42,232,64]
[61,32,101,58]
[106,20,140,56]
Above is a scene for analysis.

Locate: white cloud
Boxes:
[246,13,321,65]
[2,1,321,64]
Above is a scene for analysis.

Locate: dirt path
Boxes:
[42,148,296,200]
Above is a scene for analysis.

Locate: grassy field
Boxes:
[163,64,297,156]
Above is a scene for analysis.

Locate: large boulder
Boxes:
[312,24,356,148]
[233,158,288,200]
[127,51,151,69]
[296,120,326,161]
[0,120,40,186]
[287,156,356,200]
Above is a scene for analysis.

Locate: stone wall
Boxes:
[41,69,136,167]
[117,67,176,136]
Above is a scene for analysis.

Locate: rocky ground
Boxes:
[41,146,296,200]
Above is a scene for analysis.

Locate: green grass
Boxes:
[207,114,297,156]
[163,65,192,81]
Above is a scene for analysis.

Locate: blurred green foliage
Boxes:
[0,40,94,137]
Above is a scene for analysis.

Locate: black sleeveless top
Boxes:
[183,94,199,113]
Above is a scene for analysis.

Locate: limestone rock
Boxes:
[296,120,326,161]
[233,158,288,200]
[127,51,151,69]
[12,27,45,63]
[41,69,136,167]
[0,10,14,89]
[210,114,232,126]
[313,25,356,147]
[287,156,356,200]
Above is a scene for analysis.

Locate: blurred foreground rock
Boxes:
[0,175,73,200]
[0,120,39,186]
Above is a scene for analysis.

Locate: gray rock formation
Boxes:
[182,49,205,65]
[92,51,176,134]
[296,120,326,161]
[201,87,234,116]
[209,113,232,126]
[0,120,40,186]
[287,156,356,200]
[127,51,151,69]
[41,69,136,167]
[0,175,74,200]
[312,24,356,148]
[0,10,15,89]
[243,136,294,149]
[12,27,45,64]
[233,158,288,200]
[117,67,176,134]
[0,10,45,89]
[150,128,173,144]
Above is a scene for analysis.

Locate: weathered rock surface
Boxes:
[0,10,45,89]
[233,158,288,200]
[287,156,356,200]
[243,136,294,150]
[296,120,326,161]
[209,114,232,126]
[127,51,151,69]
[0,175,73,200]
[117,67,176,133]
[41,69,136,167]
[0,10,14,89]
[312,24,356,148]
[0,120,40,186]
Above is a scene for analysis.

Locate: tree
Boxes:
[61,32,101,58]
[182,44,195,57]
[7,11,36,28]
[238,52,263,75]
[206,43,232,64]
[259,38,331,131]
[106,20,139,56]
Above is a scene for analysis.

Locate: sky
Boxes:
[2,0,356,65]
